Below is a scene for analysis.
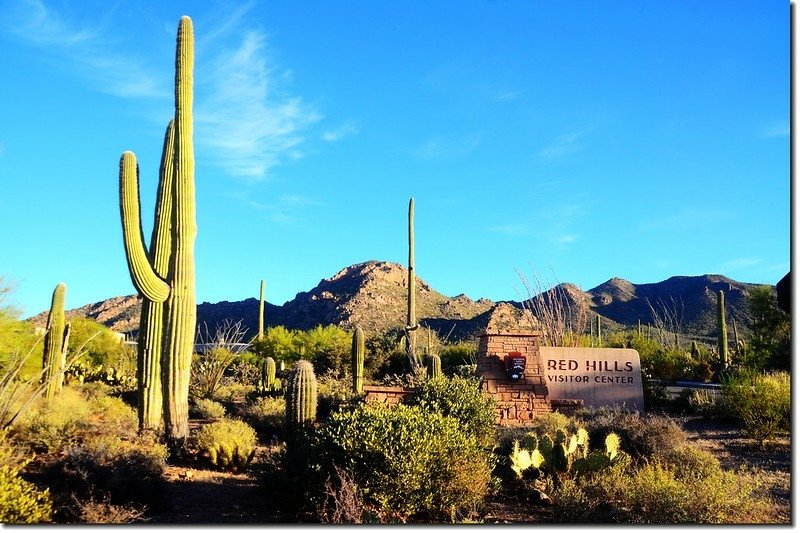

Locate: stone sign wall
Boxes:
[539,347,644,412]
[475,329,555,425]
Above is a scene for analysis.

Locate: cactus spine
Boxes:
[351,326,365,393]
[258,279,265,340]
[405,197,420,370]
[286,360,317,428]
[427,353,442,379]
[43,283,68,401]
[119,16,196,447]
[717,290,728,370]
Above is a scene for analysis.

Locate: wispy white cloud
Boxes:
[760,120,789,138]
[492,89,523,101]
[719,257,764,272]
[0,0,166,99]
[247,194,322,224]
[414,134,481,158]
[195,28,321,180]
[555,234,577,244]
[322,119,359,142]
[538,127,595,162]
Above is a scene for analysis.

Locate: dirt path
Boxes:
[144,445,278,523]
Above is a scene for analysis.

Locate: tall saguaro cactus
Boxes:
[351,326,365,393]
[717,290,728,370]
[258,279,266,340]
[43,283,68,401]
[119,16,196,448]
[404,197,420,370]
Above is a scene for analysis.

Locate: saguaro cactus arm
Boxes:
[120,152,170,303]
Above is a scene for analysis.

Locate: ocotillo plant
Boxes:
[717,290,728,370]
[427,353,442,379]
[405,197,420,370]
[351,326,365,393]
[119,16,196,447]
[286,360,317,429]
[43,283,68,401]
[258,279,265,340]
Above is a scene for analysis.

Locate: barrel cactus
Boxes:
[285,360,317,428]
[351,326,365,393]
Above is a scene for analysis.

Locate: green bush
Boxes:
[526,411,572,438]
[240,397,285,437]
[576,407,687,460]
[722,370,790,446]
[316,371,358,421]
[60,433,167,509]
[404,376,496,448]
[191,398,226,419]
[190,347,237,400]
[319,402,492,522]
[194,418,257,471]
[11,387,92,453]
[550,452,770,524]
[0,430,52,524]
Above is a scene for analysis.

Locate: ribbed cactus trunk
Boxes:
[690,340,700,359]
[596,315,601,347]
[43,283,68,401]
[405,197,419,371]
[119,16,196,449]
[286,360,317,428]
[427,353,442,379]
[351,326,364,393]
[261,357,276,391]
[258,279,265,341]
[717,290,728,370]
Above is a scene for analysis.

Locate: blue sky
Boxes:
[0,0,789,318]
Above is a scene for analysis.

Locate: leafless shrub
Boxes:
[191,320,247,399]
[73,495,147,524]
[319,465,365,524]
[646,297,685,348]
[517,266,589,347]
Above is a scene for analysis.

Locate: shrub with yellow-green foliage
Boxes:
[0,431,52,524]
[549,449,773,524]
[194,418,257,471]
[190,397,226,419]
[722,370,790,446]
[240,396,285,436]
[10,387,92,453]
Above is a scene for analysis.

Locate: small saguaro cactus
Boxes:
[259,357,277,393]
[427,353,442,379]
[285,360,317,429]
[119,16,197,446]
[596,315,602,347]
[351,326,365,394]
[43,283,69,401]
[717,290,728,370]
[690,340,700,359]
[258,279,265,340]
[404,197,420,371]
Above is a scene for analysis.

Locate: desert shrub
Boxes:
[190,347,237,400]
[0,430,52,524]
[58,433,167,511]
[317,371,358,421]
[404,376,496,449]
[683,388,725,419]
[550,453,770,524]
[527,411,572,438]
[318,402,492,522]
[74,497,145,524]
[318,464,368,524]
[438,341,477,371]
[191,398,226,419]
[576,407,687,460]
[240,397,285,438]
[663,445,721,480]
[722,370,790,446]
[194,418,257,472]
[11,387,92,453]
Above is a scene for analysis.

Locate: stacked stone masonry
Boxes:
[363,385,415,405]
[476,328,582,424]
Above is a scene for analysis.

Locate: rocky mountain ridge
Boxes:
[29,260,768,342]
